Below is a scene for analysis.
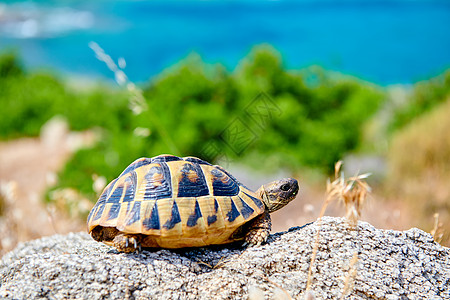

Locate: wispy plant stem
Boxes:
[89,41,180,155]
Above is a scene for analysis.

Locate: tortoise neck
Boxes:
[256,185,271,212]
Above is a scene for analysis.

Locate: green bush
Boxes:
[230,46,385,171]
[0,54,132,139]
[0,47,385,204]
[0,52,23,78]
[389,70,450,132]
[0,73,67,138]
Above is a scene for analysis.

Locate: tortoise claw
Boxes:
[113,234,141,253]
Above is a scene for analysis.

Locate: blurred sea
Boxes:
[0,0,449,85]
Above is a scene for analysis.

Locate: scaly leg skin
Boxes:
[113,234,141,253]
[244,211,272,246]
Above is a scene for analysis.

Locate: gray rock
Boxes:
[1,217,449,299]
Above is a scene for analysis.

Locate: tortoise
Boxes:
[87,155,299,252]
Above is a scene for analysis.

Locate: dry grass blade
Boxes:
[262,275,292,300]
[340,252,358,299]
[330,169,372,227]
[305,161,371,294]
[88,41,180,155]
[430,213,444,244]
[196,256,231,269]
[303,291,315,300]
[335,160,343,178]
[0,181,20,255]
[305,162,342,292]
[196,260,214,269]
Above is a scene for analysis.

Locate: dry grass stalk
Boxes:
[326,161,371,227]
[196,256,230,269]
[305,161,343,292]
[0,181,20,255]
[303,291,315,300]
[88,41,148,115]
[340,252,358,299]
[262,275,292,300]
[305,161,371,293]
[304,172,334,291]
[88,41,179,155]
[272,286,292,300]
[246,275,292,300]
[45,204,59,235]
[430,213,444,244]
[334,174,371,228]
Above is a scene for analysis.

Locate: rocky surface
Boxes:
[1,217,449,299]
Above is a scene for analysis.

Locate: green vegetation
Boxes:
[0,46,386,202]
[0,52,132,139]
[389,70,450,132]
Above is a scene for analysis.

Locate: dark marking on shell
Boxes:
[122,186,134,202]
[125,201,132,214]
[215,166,245,187]
[143,163,172,201]
[130,170,137,186]
[207,199,220,226]
[122,172,137,202]
[92,204,105,221]
[211,168,222,177]
[97,193,107,205]
[238,196,255,219]
[126,201,141,225]
[226,199,240,222]
[106,186,123,204]
[217,166,253,191]
[143,203,160,230]
[120,158,152,177]
[151,155,182,163]
[87,206,95,223]
[243,191,264,210]
[177,163,209,198]
[211,168,239,196]
[107,203,121,220]
[97,178,117,205]
[163,201,182,230]
[214,198,219,212]
[184,157,212,165]
[207,214,217,225]
[187,200,202,227]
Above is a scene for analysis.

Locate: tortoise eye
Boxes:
[280,183,290,191]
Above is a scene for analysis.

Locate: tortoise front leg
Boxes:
[113,234,142,253]
[245,211,272,246]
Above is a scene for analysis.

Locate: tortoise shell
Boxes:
[87,155,265,248]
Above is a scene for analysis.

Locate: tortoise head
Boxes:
[257,178,299,213]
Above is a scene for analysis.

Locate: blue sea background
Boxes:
[0,0,449,85]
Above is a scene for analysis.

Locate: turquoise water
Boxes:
[1,0,449,85]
